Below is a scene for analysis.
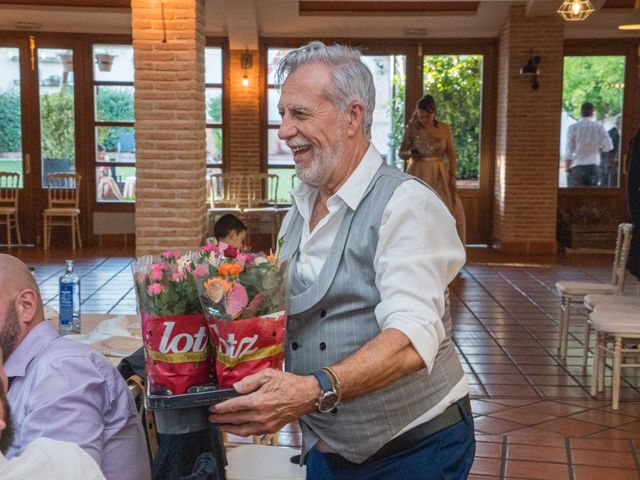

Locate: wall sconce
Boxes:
[557,0,595,21]
[240,50,253,87]
[619,0,640,30]
[520,49,541,90]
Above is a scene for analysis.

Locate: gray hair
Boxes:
[275,41,375,139]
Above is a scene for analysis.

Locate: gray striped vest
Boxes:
[279,163,465,464]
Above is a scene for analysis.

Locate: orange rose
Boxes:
[204,277,232,302]
[218,262,244,277]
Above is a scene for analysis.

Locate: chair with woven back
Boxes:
[43,172,82,250]
[0,171,22,248]
[243,173,279,248]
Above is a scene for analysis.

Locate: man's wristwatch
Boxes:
[312,368,341,413]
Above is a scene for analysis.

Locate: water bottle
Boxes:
[59,260,81,333]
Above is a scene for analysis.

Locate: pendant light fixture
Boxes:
[557,0,595,21]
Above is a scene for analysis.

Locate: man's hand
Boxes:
[209,369,319,436]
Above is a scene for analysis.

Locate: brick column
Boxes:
[494,6,564,254]
[132,0,207,256]
[228,49,260,177]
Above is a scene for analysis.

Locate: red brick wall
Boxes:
[132,0,207,256]
[494,6,564,254]
[228,49,261,178]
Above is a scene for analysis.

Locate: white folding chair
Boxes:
[555,223,633,361]
[243,173,279,249]
[224,433,305,480]
[208,173,244,233]
[590,303,640,410]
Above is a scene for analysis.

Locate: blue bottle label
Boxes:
[59,283,74,328]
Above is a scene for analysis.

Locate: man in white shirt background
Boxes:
[565,102,614,187]
[0,346,106,479]
[209,41,473,479]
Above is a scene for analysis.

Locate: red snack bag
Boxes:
[207,311,286,388]
[142,313,212,395]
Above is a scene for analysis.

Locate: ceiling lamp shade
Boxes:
[619,0,640,30]
[557,0,595,21]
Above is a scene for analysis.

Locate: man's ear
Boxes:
[14,290,39,325]
[346,101,365,137]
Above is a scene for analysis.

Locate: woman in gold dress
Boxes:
[399,95,466,244]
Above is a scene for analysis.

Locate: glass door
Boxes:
[0,35,82,246]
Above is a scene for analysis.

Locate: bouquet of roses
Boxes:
[195,241,288,388]
[133,250,213,395]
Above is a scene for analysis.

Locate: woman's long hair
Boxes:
[413,95,439,127]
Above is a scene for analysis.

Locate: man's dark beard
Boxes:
[0,384,14,455]
[0,303,20,363]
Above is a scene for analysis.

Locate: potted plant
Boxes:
[95,53,115,72]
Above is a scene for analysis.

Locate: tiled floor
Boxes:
[6,245,640,479]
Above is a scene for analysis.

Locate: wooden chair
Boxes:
[590,304,640,410]
[555,223,633,361]
[208,173,244,233]
[43,173,82,250]
[126,374,159,461]
[0,172,21,248]
[243,173,279,248]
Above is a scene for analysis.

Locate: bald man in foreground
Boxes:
[0,254,150,480]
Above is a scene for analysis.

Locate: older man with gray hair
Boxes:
[209,41,473,478]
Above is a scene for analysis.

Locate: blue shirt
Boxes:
[5,321,151,480]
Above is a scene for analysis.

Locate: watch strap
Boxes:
[312,369,333,394]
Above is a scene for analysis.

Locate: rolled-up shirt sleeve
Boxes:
[374,179,465,372]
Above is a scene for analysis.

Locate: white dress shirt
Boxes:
[565,117,614,167]
[280,144,468,435]
[0,438,105,479]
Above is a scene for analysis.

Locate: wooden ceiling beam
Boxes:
[299,1,480,17]
[0,0,130,8]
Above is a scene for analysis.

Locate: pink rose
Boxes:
[151,263,167,272]
[171,272,185,282]
[149,269,164,281]
[147,283,165,296]
[200,243,214,253]
[192,264,208,277]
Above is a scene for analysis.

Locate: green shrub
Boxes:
[0,89,22,153]
[40,91,75,160]
[96,87,134,151]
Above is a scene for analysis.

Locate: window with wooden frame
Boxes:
[92,43,135,204]
[205,44,225,177]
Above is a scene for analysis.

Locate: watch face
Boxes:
[318,391,338,413]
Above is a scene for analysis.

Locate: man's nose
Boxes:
[278,118,296,140]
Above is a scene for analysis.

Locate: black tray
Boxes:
[145,384,239,411]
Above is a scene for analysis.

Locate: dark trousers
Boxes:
[306,401,475,480]
[568,164,598,187]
